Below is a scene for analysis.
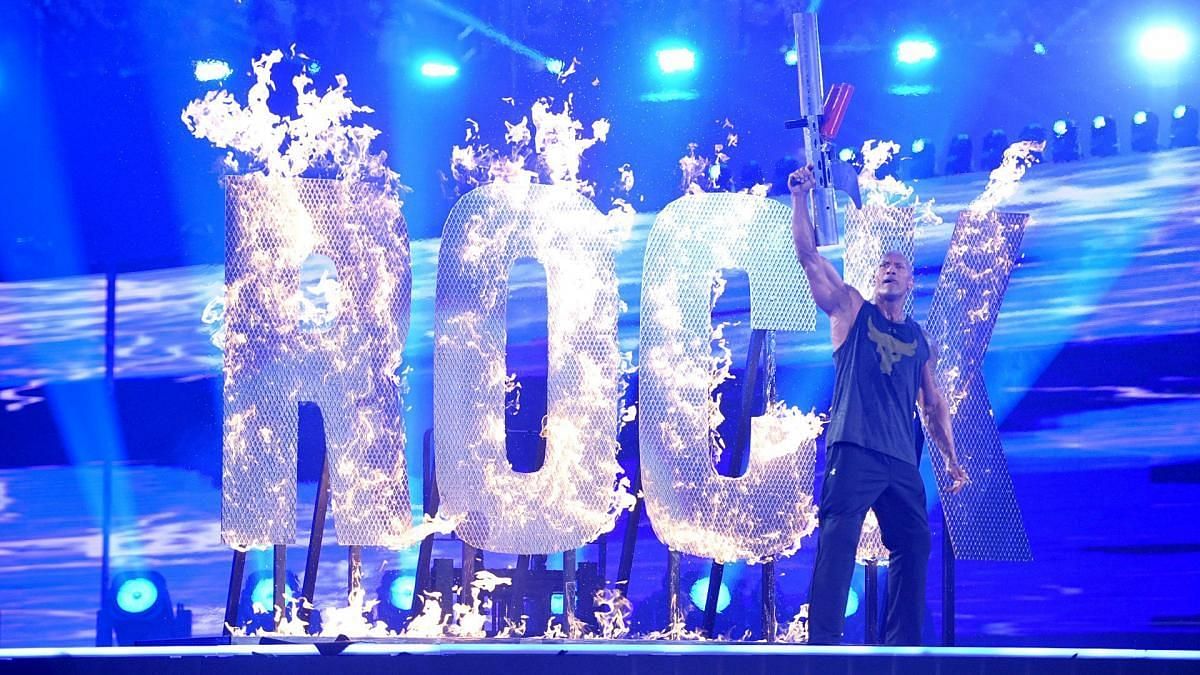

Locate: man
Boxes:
[789,166,969,645]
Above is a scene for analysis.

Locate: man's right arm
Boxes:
[789,167,857,317]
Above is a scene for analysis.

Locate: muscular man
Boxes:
[789,166,968,645]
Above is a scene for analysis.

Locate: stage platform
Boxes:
[2,641,1199,675]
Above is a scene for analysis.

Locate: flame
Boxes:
[182,49,401,196]
[969,140,1045,216]
[450,93,611,198]
[777,604,810,643]
[531,95,608,197]
[592,588,634,639]
[856,140,942,228]
[678,143,712,193]
[402,592,449,637]
[201,290,227,350]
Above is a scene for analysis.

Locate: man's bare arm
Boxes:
[917,351,969,494]
[789,167,858,318]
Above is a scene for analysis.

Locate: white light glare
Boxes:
[420,61,460,79]
[656,47,696,74]
[896,39,938,65]
[1137,25,1192,64]
[194,59,233,82]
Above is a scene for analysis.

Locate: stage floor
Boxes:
[2,642,1199,675]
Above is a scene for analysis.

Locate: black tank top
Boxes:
[826,302,930,465]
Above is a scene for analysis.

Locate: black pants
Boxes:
[807,442,931,645]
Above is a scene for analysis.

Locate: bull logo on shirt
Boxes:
[867,317,917,375]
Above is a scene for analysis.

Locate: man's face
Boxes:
[873,252,914,302]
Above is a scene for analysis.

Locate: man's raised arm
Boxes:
[789,167,857,317]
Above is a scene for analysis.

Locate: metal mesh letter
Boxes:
[222,176,412,548]
[433,183,626,554]
[923,210,1032,561]
[639,193,820,563]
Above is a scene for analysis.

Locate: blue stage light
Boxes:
[1131,111,1160,152]
[982,128,1009,170]
[845,587,859,617]
[307,60,321,75]
[784,48,798,66]
[907,137,936,178]
[251,575,295,610]
[1033,42,1047,56]
[838,147,856,162]
[945,134,973,174]
[1137,25,1192,64]
[1051,119,1080,162]
[688,577,731,613]
[1091,116,1117,157]
[639,89,700,103]
[896,38,938,65]
[193,59,232,82]
[888,84,934,97]
[419,60,460,79]
[550,592,565,615]
[104,571,191,646]
[388,574,416,611]
[546,58,566,75]
[656,46,697,74]
[115,577,159,614]
[1170,105,1198,148]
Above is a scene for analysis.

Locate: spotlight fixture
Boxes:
[981,129,1009,170]
[1131,110,1160,152]
[689,577,732,614]
[895,37,938,65]
[1018,124,1047,162]
[419,61,459,79]
[903,137,935,179]
[656,45,697,74]
[99,571,192,646]
[239,570,302,634]
[1090,115,1118,157]
[945,133,973,175]
[370,570,417,631]
[1170,105,1199,148]
[1051,118,1080,162]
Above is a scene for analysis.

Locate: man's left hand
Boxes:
[946,459,970,494]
